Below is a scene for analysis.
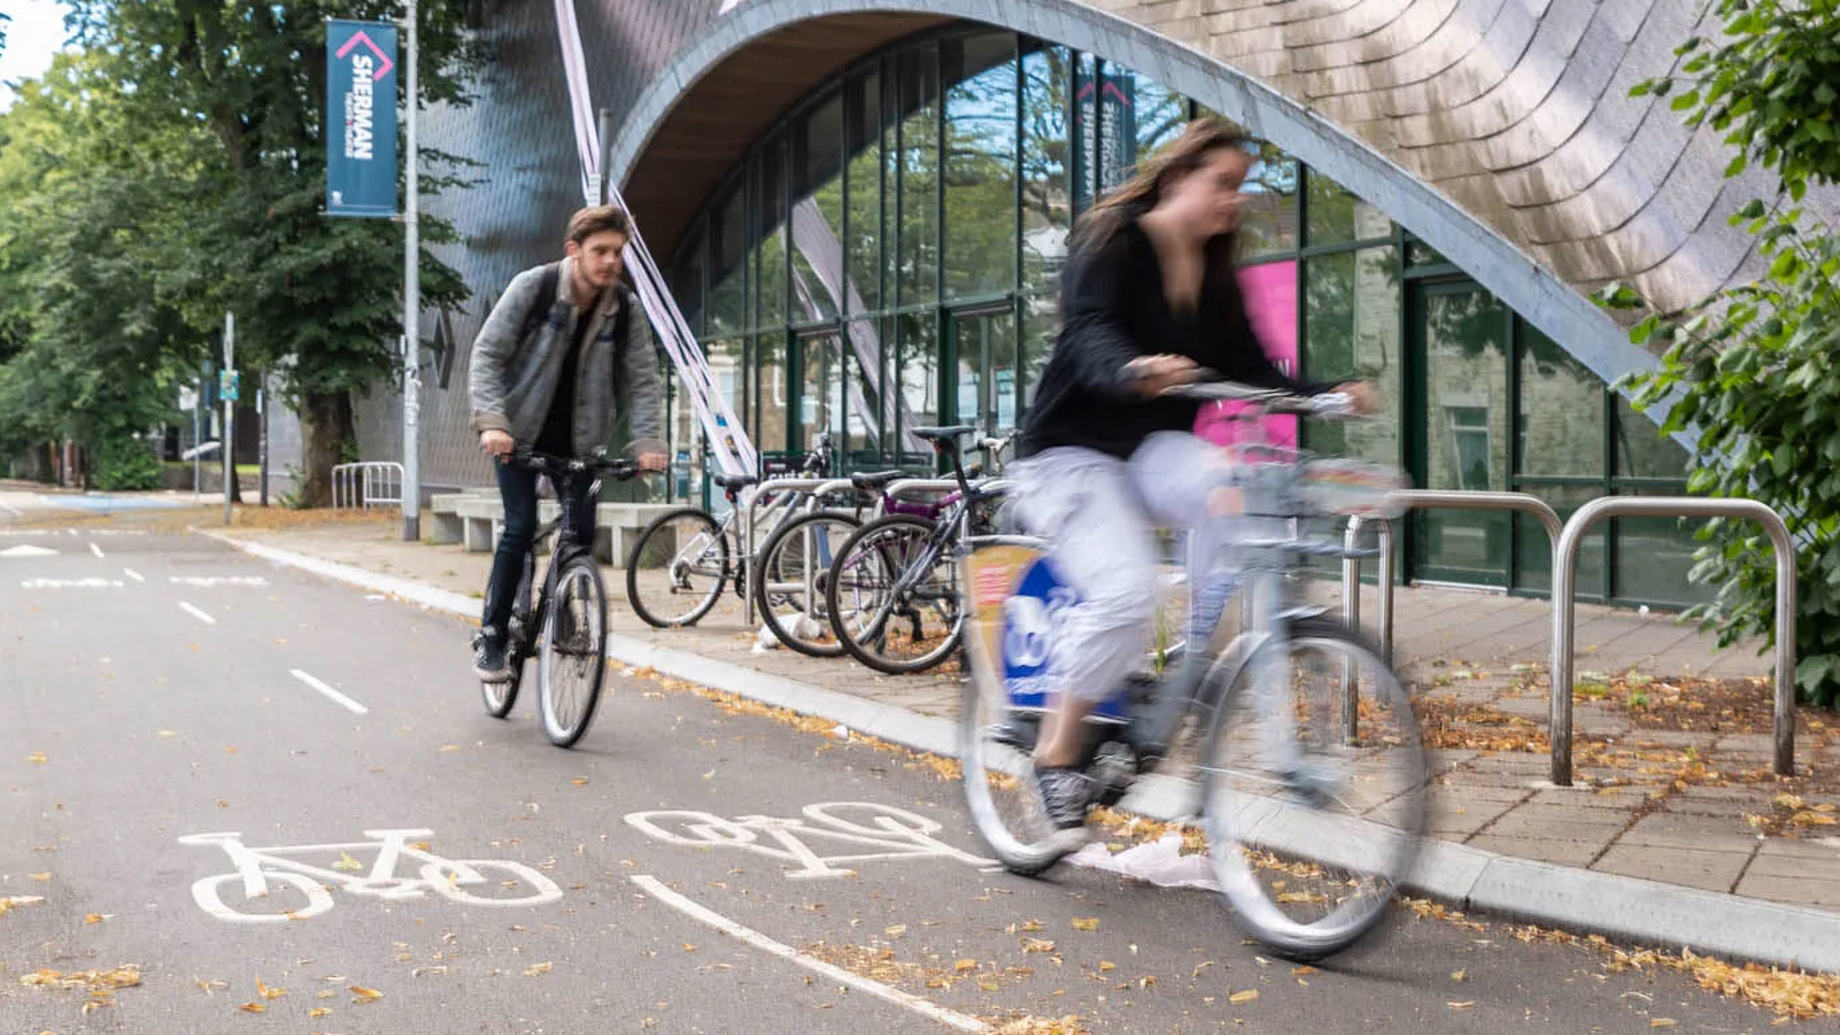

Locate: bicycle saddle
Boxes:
[849,470,904,489]
[912,425,978,443]
[713,472,759,491]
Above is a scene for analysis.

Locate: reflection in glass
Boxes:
[754,136,788,328]
[1518,325,1604,477]
[798,332,845,451]
[1020,297,1058,416]
[790,93,845,322]
[897,45,939,305]
[1304,169,1391,247]
[951,309,1018,433]
[1021,43,1071,294]
[1515,484,1607,595]
[1614,397,1688,479]
[708,186,746,336]
[1302,246,1399,464]
[846,70,882,314]
[673,226,705,338]
[896,311,938,464]
[845,319,883,462]
[756,333,788,455]
[1119,67,1186,174]
[1419,285,1509,583]
[943,33,1017,301]
[1072,51,1098,212]
[1615,494,1706,606]
[1239,142,1298,259]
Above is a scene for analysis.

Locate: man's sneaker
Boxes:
[472,630,511,681]
[1033,765,1094,852]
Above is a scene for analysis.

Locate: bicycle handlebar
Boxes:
[508,448,643,480]
[1162,377,1356,418]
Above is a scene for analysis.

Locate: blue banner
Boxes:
[326,19,398,218]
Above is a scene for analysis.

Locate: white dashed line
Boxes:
[0,500,21,517]
[89,542,105,559]
[628,874,989,1032]
[288,669,369,715]
[177,601,217,625]
[123,568,145,582]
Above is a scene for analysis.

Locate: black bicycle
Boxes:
[480,449,639,748]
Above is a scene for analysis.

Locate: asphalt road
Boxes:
[0,497,1792,1033]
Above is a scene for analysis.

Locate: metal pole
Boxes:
[223,312,234,526]
[257,372,269,507]
[1341,516,1364,742]
[595,108,614,205]
[400,0,422,542]
[193,378,203,500]
[1551,496,1798,786]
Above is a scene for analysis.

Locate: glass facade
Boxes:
[660,25,1706,607]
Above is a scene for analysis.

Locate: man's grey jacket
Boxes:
[468,256,665,457]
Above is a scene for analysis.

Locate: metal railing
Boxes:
[739,477,830,625]
[331,462,406,510]
[1340,490,1564,665]
[1550,496,1797,785]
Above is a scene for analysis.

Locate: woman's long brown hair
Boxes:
[1070,116,1252,257]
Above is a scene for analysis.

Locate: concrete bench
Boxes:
[443,493,679,567]
[428,491,491,546]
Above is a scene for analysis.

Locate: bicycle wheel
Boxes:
[1199,618,1426,961]
[958,650,1078,877]
[625,507,729,628]
[481,553,534,718]
[826,514,963,674]
[538,557,609,748]
[754,510,859,658]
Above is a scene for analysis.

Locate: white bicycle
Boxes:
[177,828,563,924]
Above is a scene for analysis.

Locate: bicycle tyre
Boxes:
[1199,617,1426,961]
[625,506,728,628]
[481,553,534,718]
[825,514,963,675]
[754,510,860,658]
[538,556,609,748]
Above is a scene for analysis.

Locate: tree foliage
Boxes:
[1602,0,1840,707]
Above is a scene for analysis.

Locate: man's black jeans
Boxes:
[480,458,597,639]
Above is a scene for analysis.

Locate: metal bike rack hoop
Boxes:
[1550,496,1797,786]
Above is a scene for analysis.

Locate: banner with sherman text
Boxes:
[325,19,398,218]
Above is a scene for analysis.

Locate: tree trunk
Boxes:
[296,389,354,509]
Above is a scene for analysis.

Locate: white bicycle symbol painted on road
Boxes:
[624,801,996,880]
[177,828,564,924]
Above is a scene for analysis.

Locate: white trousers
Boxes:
[1012,432,1242,704]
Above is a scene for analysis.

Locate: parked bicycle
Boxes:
[624,433,833,628]
[821,427,1012,675]
[956,381,1422,961]
[478,448,638,748]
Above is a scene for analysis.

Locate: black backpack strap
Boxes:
[518,262,563,346]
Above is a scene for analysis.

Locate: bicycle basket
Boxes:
[1297,458,1410,519]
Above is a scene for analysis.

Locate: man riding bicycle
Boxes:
[466,205,668,680]
[1014,118,1374,848]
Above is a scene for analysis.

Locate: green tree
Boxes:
[0,53,205,481]
[63,1,485,506]
[1600,0,1840,707]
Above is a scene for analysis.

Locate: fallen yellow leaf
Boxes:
[349,985,383,1002]
[524,962,553,976]
[439,744,460,752]
[309,1006,330,1018]
[236,1002,265,1013]
[28,872,51,881]
[1292,966,1317,976]
[332,851,363,873]
[256,974,285,999]
[954,959,976,973]
[571,778,588,786]
[84,913,104,924]
[1099,961,1116,972]
[1071,917,1099,932]
[883,924,907,938]
[1651,1021,1677,1029]
[1450,968,1466,982]
[1229,989,1259,1005]
[1022,938,1055,953]
[1448,1001,1475,1010]
[26,751,46,763]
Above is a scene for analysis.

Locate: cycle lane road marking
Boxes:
[289,668,369,715]
[177,601,217,625]
[629,873,990,1033]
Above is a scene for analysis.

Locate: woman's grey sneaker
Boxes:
[472,630,510,680]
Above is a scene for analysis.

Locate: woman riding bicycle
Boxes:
[1015,117,1374,845]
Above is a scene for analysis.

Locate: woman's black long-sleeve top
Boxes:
[1020,213,1325,459]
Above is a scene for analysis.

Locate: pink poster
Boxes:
[1195,260,1299,449]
